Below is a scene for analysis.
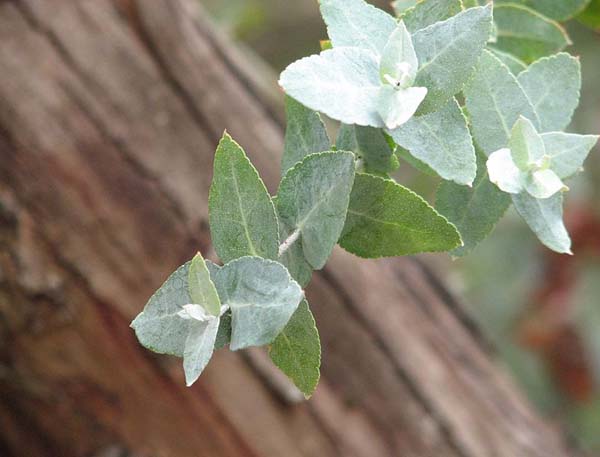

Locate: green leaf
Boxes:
[269,300,321,398]
[517,53,581,132]
[464,50,539,155]
[179,307,221,386]
[541,132,599,179]
[512,193,572,254]
[379,22,419,84]
[486,148,528,194]
[213,257,304,351]
[436,152,512,256]
[578,0,600,29]
[131,260,223,386]
[489,48,528,75]
[320,0,397,55]
[392,0,418,16]
[337,124,399,174]
[509,116,546,169]
[209,132,279,264]
[377,86,428,129]
[524,169,568,199]
[412,5,493,113]
[282,96,331,176]
[491,4,570,63]
[401,0,463,33]
[188,252,221,317]
[277,217,313,287]
[388,98,477,186]
[497,0,591,21]
[215,312,232,350]
[339,173,462,257]
[277,151,355,269]
[131,262,194,357]
[279,48,383,127]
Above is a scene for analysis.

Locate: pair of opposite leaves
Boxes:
[279,1,493,131]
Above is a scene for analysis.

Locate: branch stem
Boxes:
[278,229,300,257]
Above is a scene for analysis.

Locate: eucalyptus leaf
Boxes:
[436,152,512,256]
[517,53,581,132]
[491,4,570,63]
[339,174,462,257]
[489,48,528,75]
[509,116,546,169]
[270,300,321,398]
[279,48,383,127]
[180,310,221,386]
[541,132,599,179]
[320,0,397,55]
[497,0,591,21]
[213,257,304,351]
[512,193,572,254]
[412,5,493,113]
[337,124,399,174]
[209,132,279,263]
[277,151,355,269]
[388,98,477,186]
[188,252,221,317]
[282,96,331,175]
[464,50,539,155]
[131,262,193,357]
[277,218,313,287]
[401,0,463,33]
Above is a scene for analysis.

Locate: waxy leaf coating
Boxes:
[212,257,304,351]
[389,98,477,186]
[412,5,493,113]
[209,133,279,264]
[277,151,355,269]
[517,53,581,132]
[340,174,461,257]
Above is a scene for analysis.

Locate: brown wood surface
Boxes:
[0,1,575,456]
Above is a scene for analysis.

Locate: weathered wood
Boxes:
[0,1,574,456]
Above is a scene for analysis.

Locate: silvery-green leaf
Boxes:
[512,193,572,254]
[131,262,193,357]
[209,132,279,263]
[401,0,463,33]
[436,151,512,256]
[392,0,418,16]
[379,22,418,84]
[464,50,539,155]
[525,169,568,199]
[213,257,304,351]
[388,98,477,186]
[338,124,399,174]
[277,218,313,287]
[489,48,528,75]
[496,0,591,21]
[320,0,397,55]
[377,85,428,129]
[279,48,383,127]
[277,152,355,269]
[188,252,221,317]
[282,96,331,175]
[517,53,581,132]
[182,314,220,386]
[542,132,599,179]
[339,174,461,257]
[412,5,493,113]
[270,300,321,398]
[509,116,546,170]
[491,4,570,63]
[487,148,527,194]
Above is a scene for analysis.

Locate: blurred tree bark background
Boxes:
[0,0,580,456]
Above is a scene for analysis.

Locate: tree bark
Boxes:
[0,1,574,456]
